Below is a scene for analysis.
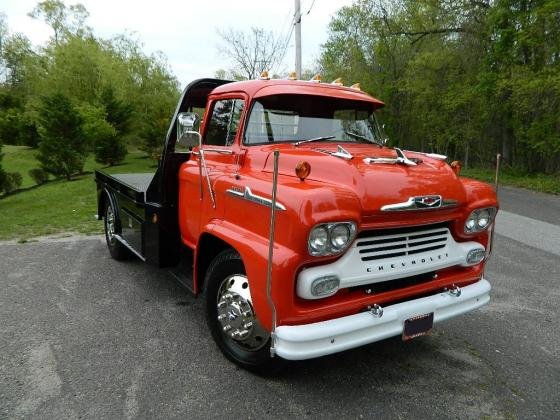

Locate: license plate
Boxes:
[402,313,434,341]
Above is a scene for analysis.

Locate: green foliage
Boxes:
[321,0,560,174]
[28,167,48,185]
[1,171,23,194]
[37,93,86,180]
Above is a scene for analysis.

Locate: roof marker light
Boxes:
[288,72,297,80]
[450,160,462,175]
[310,74,322,83]
[331,77,343,86]
[350,83,361,90]
[260,71,270,80]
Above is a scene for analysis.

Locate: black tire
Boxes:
[205,249,282,374]
[103,200,129,261]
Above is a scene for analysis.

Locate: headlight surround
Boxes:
[308,222,357,256]
[464,207,497,234]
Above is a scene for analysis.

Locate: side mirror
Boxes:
[176,112,201,150]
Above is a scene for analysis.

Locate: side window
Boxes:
[204,99,244,146]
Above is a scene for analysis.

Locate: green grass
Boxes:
[462,168,560,195]
[0,146,156,240]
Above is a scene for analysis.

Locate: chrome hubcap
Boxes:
[216,274,269,351]
[106,206,116,241]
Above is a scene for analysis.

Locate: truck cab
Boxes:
[95,77,498,372]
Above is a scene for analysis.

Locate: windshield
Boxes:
[244,94,384,145]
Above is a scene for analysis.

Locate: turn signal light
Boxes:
[450,160,462,175]
[295,161,311,181]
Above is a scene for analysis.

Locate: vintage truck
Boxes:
[94,76,498,372]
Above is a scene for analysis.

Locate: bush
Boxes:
[1,172,22,194]
[37,93,86,180]
[29,168,49,185]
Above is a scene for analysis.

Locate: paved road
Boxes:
[1,186,559,419]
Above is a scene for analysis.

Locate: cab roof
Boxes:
[210,79,385,108]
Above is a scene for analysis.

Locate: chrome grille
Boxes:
[356,225,450,262]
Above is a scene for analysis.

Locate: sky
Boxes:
[1,0,354,88]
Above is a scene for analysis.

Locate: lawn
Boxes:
[0,146,156,241]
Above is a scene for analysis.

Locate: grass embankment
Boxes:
[0,145,155,241]
[461,168,560,195]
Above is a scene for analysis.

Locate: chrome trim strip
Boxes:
[226,186,286,211]
[381,195,458,212]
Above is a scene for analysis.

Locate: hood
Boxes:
[260,144,466,215]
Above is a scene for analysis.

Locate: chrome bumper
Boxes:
[275,278,491,360]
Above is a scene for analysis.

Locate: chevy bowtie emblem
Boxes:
[380,195,458,212]
[414,196,442,208]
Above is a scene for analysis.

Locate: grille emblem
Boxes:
[381,195,458,212]
[414,195,442,208]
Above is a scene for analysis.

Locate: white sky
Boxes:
[1,0,354,88]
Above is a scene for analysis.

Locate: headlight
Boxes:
[464,207,497,233]
[308,222,357,256]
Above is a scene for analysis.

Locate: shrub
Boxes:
[37,93,86,180]
[1,172,22,194]
[29,168,49,185]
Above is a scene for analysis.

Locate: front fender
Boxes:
[200,220,300,331]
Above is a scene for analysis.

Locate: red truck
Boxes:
[95,76,498,372]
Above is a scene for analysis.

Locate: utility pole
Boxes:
[294,0,302,78]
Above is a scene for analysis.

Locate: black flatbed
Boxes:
[95,171,155,203]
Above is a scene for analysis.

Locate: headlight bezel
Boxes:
[464,207,497,234]
[308,222,357,257]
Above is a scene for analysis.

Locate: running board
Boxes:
[114,234,146,261]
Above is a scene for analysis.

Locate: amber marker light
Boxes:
[450,160,462,175]
[310,74,322,83]
[295,161,311,181]
[350,83,361,90]
[288,72,297,80]
[260,71,270,80]
[331,77,343,86]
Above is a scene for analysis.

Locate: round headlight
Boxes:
[309,226,329,254]
[477,209,490,229]
[330,224,351,249]
[464,207,496,233]
[465,215,477,232]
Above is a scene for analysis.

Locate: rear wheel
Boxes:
[205,249,280,373]
[104,200,129,260]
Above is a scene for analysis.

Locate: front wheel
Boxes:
[205,249,280,373]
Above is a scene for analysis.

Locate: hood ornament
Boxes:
[381,195,458,212]
[314,145,353,160]
[364,148,417,166]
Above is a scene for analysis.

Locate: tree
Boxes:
[36,93,86,180]
[217,27,287,79]
[28,0,90,44]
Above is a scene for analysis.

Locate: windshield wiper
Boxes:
[294,136,335,146]
[345,131,383,147]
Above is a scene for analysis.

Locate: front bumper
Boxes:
[274,278,491,360]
